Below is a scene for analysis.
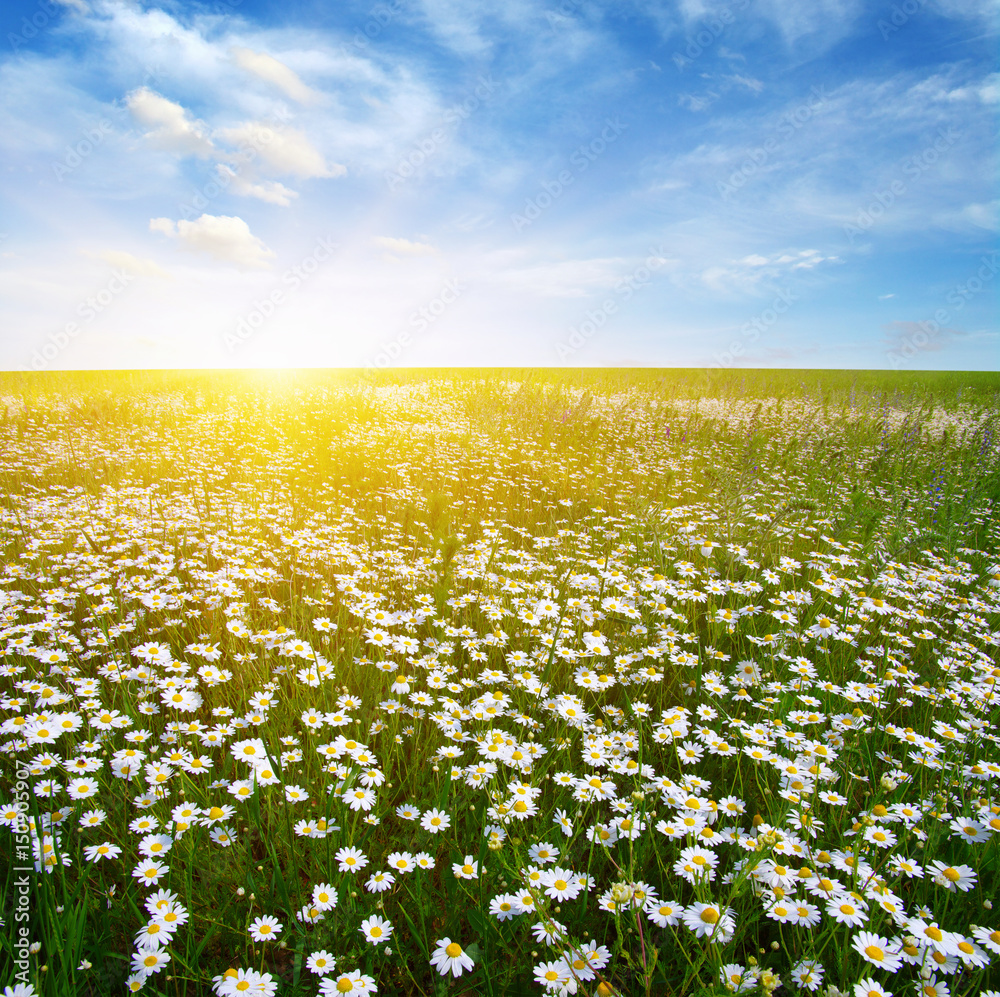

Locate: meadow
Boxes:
[0,368,998,997]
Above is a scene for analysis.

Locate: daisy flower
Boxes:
[430,937,476,978]
[534,961,571,992]
[826,898,868,927]
[681,903,736,942]
[489,894,520,920]
[84,841,121,862]
[788,959,825,991]
[359,915,393,945]
[131,944,170,978]
[719,963,757,994]
[335,846,369,874]
[541,868,582,902]
[386,851,414,874]
[971,925,1000,955]
[927,861,977,892]
[851,931,903,972]
[308,882,336,911]
[420,808,451,833]
[134,920,175,947]
[248,915,282,942]
[645,897,683,927]
[365,870,395,893]
[132,860,169,886]
[452,855,479,880]
[853,980,892,997]
[306,951,336,976]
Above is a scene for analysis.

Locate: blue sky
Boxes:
[0,0,996,370]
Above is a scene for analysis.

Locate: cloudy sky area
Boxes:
[0,0,996,369]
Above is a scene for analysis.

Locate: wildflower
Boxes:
[84,841,122,862]
[132,860,169,886]
[312,883,338,911]
[335,846,369,874]
[202,804,236,827]
[719,963,757,994]
[971,925,1000,954]
[853,981,892,997]
[248,915,282,942]
[645,897,683,927]
[852,931,903,972]
[365,870,395,893]
[927,861,977,892]
[788,959,824,991]
[534,960,572,992]
[430,937,476,977]
[541,867,582,901]
[131,944,170,977]
[490,894,520,920]
[529,841,560,864]
[682,902,736,942]
[420,807,451,833]
[359,915,393,945]
[452,855,479,880]
[532,918,568,946]
[826,898,868,927]
[134,919,174,947]
[319,969,378,997]
[306,951,337,975]
[386,851,414,873]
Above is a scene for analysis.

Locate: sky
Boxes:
[0,0,997,371]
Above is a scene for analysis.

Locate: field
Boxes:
[1,368,999,997]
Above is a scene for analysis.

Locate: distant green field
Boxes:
[0,370,998,997]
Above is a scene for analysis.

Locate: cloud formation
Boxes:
[230,47,321,105]
[126,88,215,158]
[150,215,275,269]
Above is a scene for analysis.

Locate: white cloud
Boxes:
[149,214,275,269]
[374,236,436,256]
[216,165,298,206]
[126,88,215,158]
[960,200,999,230]
[699,249,839,294]
[96,250,170,278]
[230,47,321,105]
[216,122,345,179]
